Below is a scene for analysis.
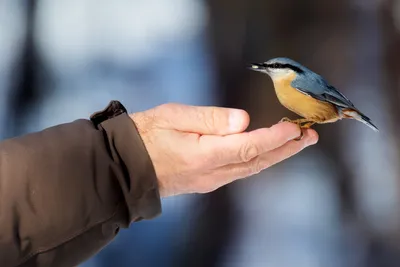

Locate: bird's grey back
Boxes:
[266,57,356,109]
[267,58,355,109]
[292,71,356,109]
[262,57,377,130]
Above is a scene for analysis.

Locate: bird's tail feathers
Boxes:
[339,108,379,132]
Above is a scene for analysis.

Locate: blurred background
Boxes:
[1,0,400,266]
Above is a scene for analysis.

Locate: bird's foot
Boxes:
[279,117,304,141]
[279,117,295,123]
[294,129,304,141]
[300,121,316,129]
[279,118,316,141]
[294,121,317,141]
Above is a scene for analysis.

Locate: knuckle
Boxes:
[239,141,259,162]
[160,102,177,109]
[156,103,179,116]
[156,103,171,112]
[204,107,218,132]
[250,158,264,175]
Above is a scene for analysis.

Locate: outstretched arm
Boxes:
[0,101,318,267]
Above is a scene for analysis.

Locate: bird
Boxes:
[248,57,378,139]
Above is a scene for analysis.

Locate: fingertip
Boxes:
[303,129,319,145]
[272,121,302,140]
[229,109,250,133]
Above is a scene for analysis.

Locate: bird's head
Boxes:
[248,57,306,80]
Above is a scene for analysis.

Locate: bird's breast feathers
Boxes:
[272,74,339,122]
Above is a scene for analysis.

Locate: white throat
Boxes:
[267,68,294,80]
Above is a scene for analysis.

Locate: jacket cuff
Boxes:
[90,100,162,222]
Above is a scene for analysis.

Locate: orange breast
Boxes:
[273,74,339,123]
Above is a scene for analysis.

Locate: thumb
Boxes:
[154,103,250,135]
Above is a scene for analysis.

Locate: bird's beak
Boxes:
[248,63,267,73]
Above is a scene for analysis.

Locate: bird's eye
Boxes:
[273,63,279,68]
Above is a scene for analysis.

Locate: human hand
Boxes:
[130,104,318,197]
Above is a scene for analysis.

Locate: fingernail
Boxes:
[229,109,246,132]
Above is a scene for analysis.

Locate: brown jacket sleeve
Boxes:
[0,101,162,267]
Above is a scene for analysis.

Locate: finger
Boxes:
[199,122,305,166]
[153,103,250,135]
[213,128,318,184]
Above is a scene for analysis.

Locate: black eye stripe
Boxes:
[265,63,284,68]
[265,63,304,74]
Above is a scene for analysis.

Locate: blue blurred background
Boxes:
[1,0,400,266]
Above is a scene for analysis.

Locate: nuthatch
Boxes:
[249,57,378,139]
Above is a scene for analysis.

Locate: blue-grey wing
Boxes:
[291,75,355,109]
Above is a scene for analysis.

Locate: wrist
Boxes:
[129,113,166,197]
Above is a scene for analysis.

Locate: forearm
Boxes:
[0,101,161,267]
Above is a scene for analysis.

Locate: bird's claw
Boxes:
[294,129,304,141]
[279,117,311,140]
[279,117,292,123]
